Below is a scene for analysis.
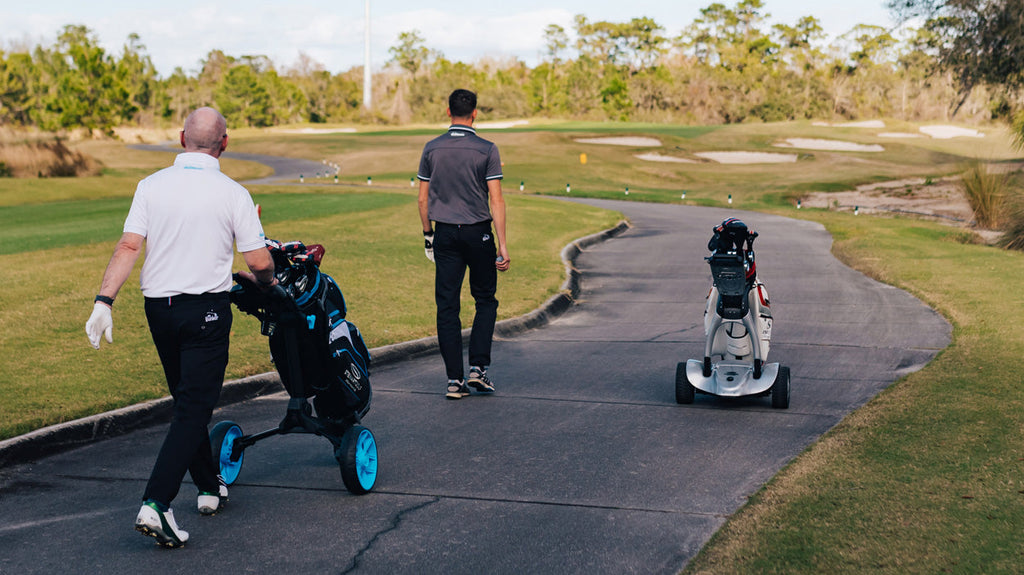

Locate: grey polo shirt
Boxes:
[417,125,503,225]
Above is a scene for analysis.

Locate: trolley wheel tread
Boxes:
[337,425,378,494]
[675,362,695,404]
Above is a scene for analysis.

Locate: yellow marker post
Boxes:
[579,153,587,165]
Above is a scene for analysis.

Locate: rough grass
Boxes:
[0,138,100,178]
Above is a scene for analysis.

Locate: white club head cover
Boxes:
[86,302,113,349]
[424,233,435,263]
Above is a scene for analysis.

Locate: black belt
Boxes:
[436,220,491,229]
[145,292,229,306]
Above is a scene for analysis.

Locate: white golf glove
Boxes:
[424,231,435,262]
[86,302,113,349]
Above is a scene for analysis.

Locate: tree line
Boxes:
[0,0,1017,132]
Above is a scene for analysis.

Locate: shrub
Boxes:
[998,189,1024,251]
[0,138,99,178]
[959,160,1008,229]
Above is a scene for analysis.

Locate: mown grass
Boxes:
[0,183,619,439]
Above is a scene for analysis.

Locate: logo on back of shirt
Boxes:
[450,132,465,137]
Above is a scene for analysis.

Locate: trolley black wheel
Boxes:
[702,357,712,378]
[210,421,244,485]
[675,362,695,404]
[771,366,791,409]
[753,359,762,380]
[337,425,378,494]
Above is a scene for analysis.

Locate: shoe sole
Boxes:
[467,379,494,393]
[135,523,185,548]
[445,390,470,399]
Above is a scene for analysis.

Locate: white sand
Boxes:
[575,137,662,147]
[477,120,530,129]
[694,151,798,164]
[919,125,984,139]
[280,127,357,134]
[878,132,922,138]
[812,120,885,128]
[774,138,884,152]
[635,153,696,163]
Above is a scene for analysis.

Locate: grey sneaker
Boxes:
[446,379,470,399]
[135,502,189,548]
[467,367,494,393]
[197,475,229,516]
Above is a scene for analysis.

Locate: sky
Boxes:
[0,1,898,77]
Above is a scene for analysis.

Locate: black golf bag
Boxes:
[231,239,371,421]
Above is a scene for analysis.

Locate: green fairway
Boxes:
[1,119,1022,571]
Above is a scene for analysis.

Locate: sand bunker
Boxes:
[801,177,974,222]
[575,137,661,147]
[919,125,984,139]
[478,120,529,129]
[694,151,798,164]
[812,120,886,128]
[635,153,696,163]
[878,132,922,138]
[280,127,357,134]
[775,138,884,152]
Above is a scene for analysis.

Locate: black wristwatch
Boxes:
[95,295,114,306]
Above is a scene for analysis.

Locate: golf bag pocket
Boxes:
[324,319,371,417]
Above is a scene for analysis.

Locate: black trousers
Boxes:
[142,293,232,507]
[433,221,498,380]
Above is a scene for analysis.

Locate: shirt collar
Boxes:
[174,152,221,171]
[448,124,476,135]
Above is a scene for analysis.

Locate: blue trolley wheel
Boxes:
[209,421,244,485]
[337,425,378,494]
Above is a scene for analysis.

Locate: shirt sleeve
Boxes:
[485,144,503,180]
[233,190,267,253]
[122,180,148,236]
[417,147,431,181]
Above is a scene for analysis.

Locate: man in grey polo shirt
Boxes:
[417,89,511,399]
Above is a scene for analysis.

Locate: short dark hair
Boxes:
[448,89,477,118]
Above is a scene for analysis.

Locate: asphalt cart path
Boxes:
[129,143,328,185]
[0,199,949,574]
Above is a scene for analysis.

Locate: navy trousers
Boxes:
[142,293,232,506]
[433,221,499,380]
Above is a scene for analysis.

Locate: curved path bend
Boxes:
[0,199,949,573]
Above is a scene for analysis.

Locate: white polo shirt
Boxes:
[123,152,266,298]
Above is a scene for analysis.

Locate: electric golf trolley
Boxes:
[209,239,378,494]
[676,218,790,408]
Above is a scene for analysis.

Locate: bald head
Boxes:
[181,107,228,157]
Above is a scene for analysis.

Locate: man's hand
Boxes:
[496,246,511,272]
[236,270,278,291]
[424,231,435,262]
[85,302,113,349]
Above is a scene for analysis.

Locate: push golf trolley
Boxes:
[209,239,378,494]
[676,218,790,408]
